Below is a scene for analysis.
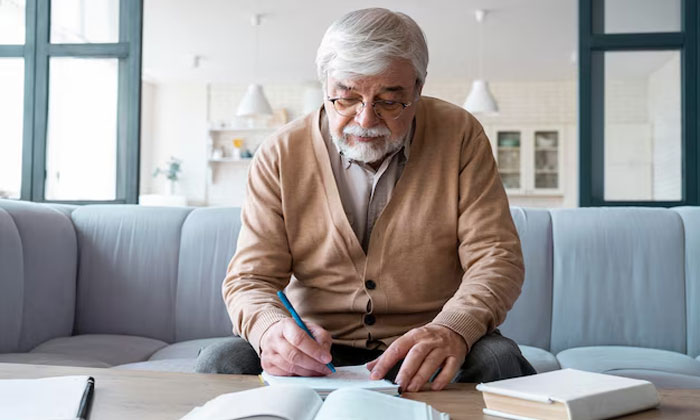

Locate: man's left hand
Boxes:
[366,324,467,392]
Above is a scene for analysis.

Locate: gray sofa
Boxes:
[0,200,699,388]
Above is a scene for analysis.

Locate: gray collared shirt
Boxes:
[320,110,414,252]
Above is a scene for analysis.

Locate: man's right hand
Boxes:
[259,318,333,376]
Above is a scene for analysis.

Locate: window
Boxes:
[579,0,698,206]
[0,0,142,203]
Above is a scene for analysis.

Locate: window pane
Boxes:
[0,0,25,44]
[604,51,681,201]
[497,132,521,190]
[51,0,119,43]
[0,58,24,199]
[603,0,681,34]
[534,131,559,189]
[45,58,118,201]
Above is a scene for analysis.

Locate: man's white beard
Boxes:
[331,124,403,164]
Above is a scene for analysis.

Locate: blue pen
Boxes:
[276,290,336,373]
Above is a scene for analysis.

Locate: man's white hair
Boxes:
[315,8,429,89]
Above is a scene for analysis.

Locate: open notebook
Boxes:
[180,385,449,420]
[260,365,399,398]
[0,375,93,420]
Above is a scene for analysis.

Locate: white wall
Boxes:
[141,82,208,205]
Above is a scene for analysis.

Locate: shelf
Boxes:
[497,146,520,151]
[534,169,558,174]
[535,147,558,152]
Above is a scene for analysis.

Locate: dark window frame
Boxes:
[579,0,699,206]
[0,0,142,204]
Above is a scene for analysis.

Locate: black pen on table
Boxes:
[77,376,95,420]
[276,290,336,373]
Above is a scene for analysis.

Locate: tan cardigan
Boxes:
[223,96,524,355]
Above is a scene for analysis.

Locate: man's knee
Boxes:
[194,337,262,374]
[455,330,536,383]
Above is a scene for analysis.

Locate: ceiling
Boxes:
[142,0,680,85]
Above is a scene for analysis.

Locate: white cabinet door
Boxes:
[489,126,564,197]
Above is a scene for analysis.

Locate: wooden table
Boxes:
[0,363,698,419]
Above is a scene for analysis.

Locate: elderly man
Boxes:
[195,8,535,391]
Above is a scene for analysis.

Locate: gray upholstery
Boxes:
[0,352,110,368]
[175,208,241,341]
[501,208,553,350]
[148,338,229,360]
[557,346,700,376]
[31,334,167,366]
[550,208,686,354]
[606,370,700,389]
[72,205,193,342]
[557,346,700,389]
[114,358,195,373]
[0,201,76,352]
[0,207,23,353]
[518,345,559,373]
[2,199,700,387]
[673,207,700,358]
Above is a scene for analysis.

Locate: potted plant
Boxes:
[153,156,182,195]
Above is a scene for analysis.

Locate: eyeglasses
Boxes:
[327,96,413,120]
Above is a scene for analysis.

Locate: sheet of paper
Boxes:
[261,365,398,393]
[0,375,89,420]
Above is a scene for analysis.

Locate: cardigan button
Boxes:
[364,314,376,326]
[365,279,376,290]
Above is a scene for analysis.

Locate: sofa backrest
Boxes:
[71,205,238,343]
[175,207,241,342]
[673,207,700,358]
[72,205,193,342]
[2,200,699,356]
[500,208,553,350]
[549,208,687,354]
[0,200,77,352]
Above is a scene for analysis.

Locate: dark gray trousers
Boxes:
[194,329,536,383]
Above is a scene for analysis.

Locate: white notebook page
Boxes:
[0,375,89,420]
[261,365,398,392]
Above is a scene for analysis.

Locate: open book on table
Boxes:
[180,384,449,420]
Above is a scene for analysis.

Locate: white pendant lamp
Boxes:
[464,10,499,115]
[237,14,273,117]
[237,83,273,116]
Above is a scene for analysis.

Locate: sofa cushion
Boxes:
[606,370,700,389]
[673,207,700,358]
[113,358,195,373]
[0,200,77,352]
[501,208,553,350]
[72,205,192,342]
[148,337,230,360]
[557,346,700,383]
[0,352,109,368]
[30,334,167,366]
[550,208,686,354]
[0,206,23,353]
[175,208,240,341]
[518,345,559,373]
